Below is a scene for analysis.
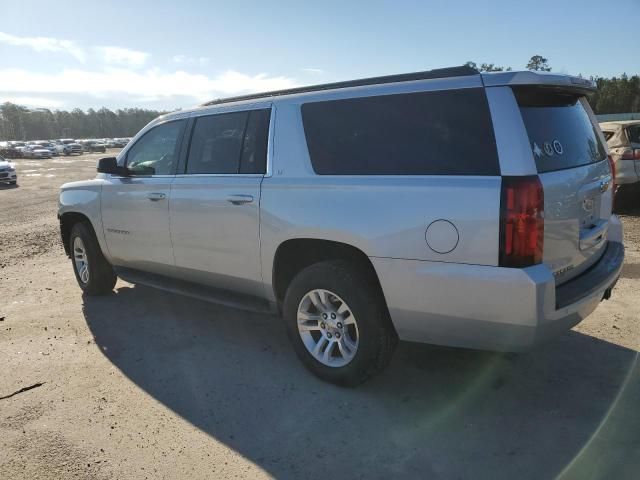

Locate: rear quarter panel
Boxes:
[260,100,501,301]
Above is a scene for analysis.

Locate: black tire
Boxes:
[69,222,117,295]
[283,260,397,386]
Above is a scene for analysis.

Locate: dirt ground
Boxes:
[0,153,639,480]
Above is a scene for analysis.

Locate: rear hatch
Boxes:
[514,87,613,285]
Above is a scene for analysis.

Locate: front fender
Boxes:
[58,179,110,260]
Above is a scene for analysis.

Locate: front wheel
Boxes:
[283,260,397,386]
[69,222,117,295]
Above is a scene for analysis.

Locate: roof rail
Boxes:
[201,65,479,107]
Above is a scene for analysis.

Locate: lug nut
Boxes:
[335,332,341,339]
[331,313,336,319]
[320,322,326,329]
[322,313,328,320]
[327,332,333,339]
[336,322,343,329]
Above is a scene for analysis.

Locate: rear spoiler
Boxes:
[481,71,596,95]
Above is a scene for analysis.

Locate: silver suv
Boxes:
[58,66,624,385]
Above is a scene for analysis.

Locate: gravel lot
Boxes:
[1,153,639,480]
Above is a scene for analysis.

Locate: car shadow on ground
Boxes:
[83,285,639,480]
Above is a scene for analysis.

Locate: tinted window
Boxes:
[186,112,247,174]
[186,109,270,175]
[240,109,270,174]
[301,88,499,175]
[126,120,185,175]
[515,88,607,173]
[627,125,640,144]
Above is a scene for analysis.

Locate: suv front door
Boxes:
[101,119,186,273]
[169,107,271,297]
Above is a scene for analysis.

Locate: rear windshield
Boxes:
[515,88,607,173]
[301,88,500,175]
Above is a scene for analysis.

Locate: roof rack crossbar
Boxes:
[201,65,479,107]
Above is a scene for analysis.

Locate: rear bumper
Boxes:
[372,226,624,352]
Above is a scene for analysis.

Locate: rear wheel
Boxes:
[283,260,396,386]
[69,222,117,295]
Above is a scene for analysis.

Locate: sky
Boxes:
[1,0,638,111]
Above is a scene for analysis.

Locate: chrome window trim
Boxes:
[173,173,264,178]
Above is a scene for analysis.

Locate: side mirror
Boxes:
[97,157,126,175]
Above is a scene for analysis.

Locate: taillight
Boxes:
[621,149,640,160]
[499,176,544,268]
[608,154,617,198]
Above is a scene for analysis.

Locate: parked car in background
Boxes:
[35,141,59,156]
[6,141,27,158]
[23,144,52,159]
[599,120,640,187]
[55,139,83,156]
[79,140,107,153]
[112,138,129,148]
[0,142,21,158]
[58,68,624,386]
[0,154,17,185]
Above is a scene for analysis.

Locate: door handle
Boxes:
[146,192,166,201]
[226,194,254,205]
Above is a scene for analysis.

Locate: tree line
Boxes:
[0,103,165,141]
[1,55,639,141]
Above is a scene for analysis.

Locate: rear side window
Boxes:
[602,131,615,142]
[301,88,499,175]
[186,109,270,174]
[515,88,607,173]
[627,125,640,144]
[187,112,247,174]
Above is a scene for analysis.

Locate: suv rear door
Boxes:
[514,87,613,284]
[168,107,271,297]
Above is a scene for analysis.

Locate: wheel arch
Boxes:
[271,238,390,316]
[59,211,95,257]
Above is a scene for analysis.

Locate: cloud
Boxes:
[98,46,149,67]
[171,55,210,67]
[2,96,63,109]
[0,31,86,62]
[301,67,324,74]
[0,31,149,68]
[0,67,297,106]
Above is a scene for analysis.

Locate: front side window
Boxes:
[185,108,270,174]
[126,120,186,175]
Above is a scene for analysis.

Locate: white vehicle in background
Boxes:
[55,139,83,156]
[22,144,52,159]
[0,155,17,185]
[599,120,640,187]
[35,141,59,156]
